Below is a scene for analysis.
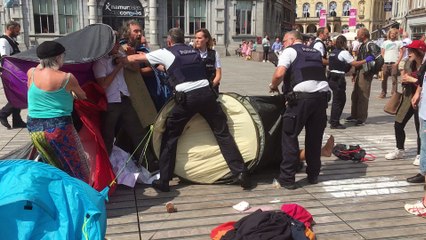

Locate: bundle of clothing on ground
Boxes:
[211,203,315,240]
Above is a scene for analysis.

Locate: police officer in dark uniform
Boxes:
[328,35,374,129]
[269,30,329,190]
[124,28,250,192]
[194,28,221,93]
[311,27,329,66]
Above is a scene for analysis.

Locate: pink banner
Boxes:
[349,8,357,27]
[319,9,327,27]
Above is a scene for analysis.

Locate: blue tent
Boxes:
[0,160,108,240]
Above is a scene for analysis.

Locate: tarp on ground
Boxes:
[0,160,108,239]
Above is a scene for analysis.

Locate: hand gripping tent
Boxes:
[0,160,108,239]
[152,93,283,184]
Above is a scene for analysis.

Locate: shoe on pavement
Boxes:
[355,120,365,126]
[407,173,425,183]
[404,199,426,217]
[233,172,252,189]
[152,180,170,192]
[413,155,420,166]
[346,116,356,122]
[282,182,298,190]
[307,175,319,184]
[385,149,405,160]
[330,124,346,129]
[0,117,11,130]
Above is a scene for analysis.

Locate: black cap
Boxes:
[36,41,65,59]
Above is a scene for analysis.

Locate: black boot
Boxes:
[152,180,170,192]
[0,117,11,129]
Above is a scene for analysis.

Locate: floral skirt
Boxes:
[27,116,90,183]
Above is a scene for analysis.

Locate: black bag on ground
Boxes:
[332,144,366,162]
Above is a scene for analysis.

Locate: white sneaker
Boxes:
[262,60,266,62]
[385,149,405,160]
[413,155,420,166]
[404,200,426,217]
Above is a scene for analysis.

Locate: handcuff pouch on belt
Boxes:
[173,91,186,105]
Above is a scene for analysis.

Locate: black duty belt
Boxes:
[294,91,328,99]
[384,62,395,64]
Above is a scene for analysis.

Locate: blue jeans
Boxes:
[420,119,426,175]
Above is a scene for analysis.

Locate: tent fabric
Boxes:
[153,93,271,184]
[0,159,108,240]
[1,23,114,108]
[74,82,116,195]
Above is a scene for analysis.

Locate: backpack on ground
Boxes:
[332,144,375,162]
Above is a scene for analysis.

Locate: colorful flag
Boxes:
[349,8,357,27]
[319,9,327,27]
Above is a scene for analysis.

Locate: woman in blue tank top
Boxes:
[26,41,91,183]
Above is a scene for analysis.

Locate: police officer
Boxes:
[328,35,374,129]
[269,30,329,190]
[311,27,329,66]
[124,28,250,192]
[194,28,221,93]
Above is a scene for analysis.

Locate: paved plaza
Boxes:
[1,55,425,239]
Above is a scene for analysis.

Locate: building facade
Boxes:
[390,0,426,39]
[0,0,296,55]
[294,0,388,37]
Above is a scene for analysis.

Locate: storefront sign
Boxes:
[384,1,392,12]
[319,9,327,27]
[349,8,357,27]
[103,0,143,17]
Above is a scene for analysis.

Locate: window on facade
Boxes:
[33,0,54,33]
[295,4,297,18]
[343,1,351,16]
[167,0,185,32]
[302,3,310,17]
[189,0,206,34]
[236,1,252,35]
[58,0,79,34]
[329,1,337,17]
[315,2,323,17]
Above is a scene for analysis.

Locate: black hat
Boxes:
[36,41,65,59]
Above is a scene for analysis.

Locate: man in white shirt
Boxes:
[92,35,145,157]
[312,27,329,66]
[269,30,329,190]
[0,21,26,129]
[380,28,403,98]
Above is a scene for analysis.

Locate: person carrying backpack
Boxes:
[346,28,382,126]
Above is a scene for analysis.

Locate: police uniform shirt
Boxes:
[313,38,326,57]
[278,43,330,93]
[93,54,130,103]
[330,50,354,74]
[146,48,209,92]
[200,49,221,69]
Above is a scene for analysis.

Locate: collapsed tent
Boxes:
[0,160,108,239]
[152,93,284,184]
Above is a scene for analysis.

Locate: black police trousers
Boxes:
[279,93,328,185]
[158,86,246,183]
[328,72,347,126]
[0,102,23,123]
